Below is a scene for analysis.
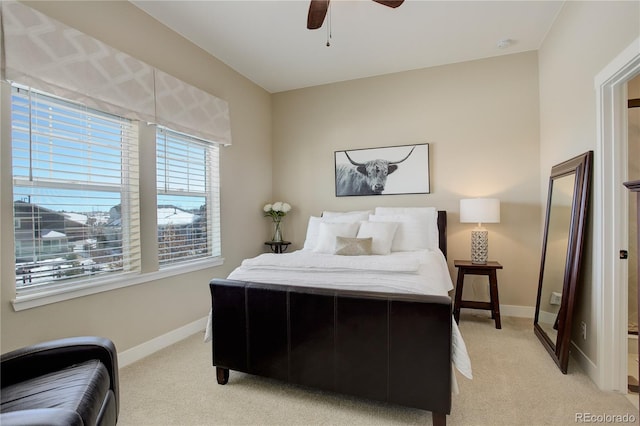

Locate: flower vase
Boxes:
[272,219,283,242]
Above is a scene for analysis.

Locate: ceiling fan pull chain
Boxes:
[326,0,332,46]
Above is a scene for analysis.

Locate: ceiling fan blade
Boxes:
[372,0,404,8]
[307,0,329,30]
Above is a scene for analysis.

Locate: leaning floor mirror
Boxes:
[534,151,593,374]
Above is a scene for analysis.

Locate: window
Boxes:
[11,85,140,291]
[10,84,223,301]
[156,128,221,267]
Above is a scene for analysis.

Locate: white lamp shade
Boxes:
[460,198,500,224]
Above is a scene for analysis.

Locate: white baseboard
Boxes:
[501,304,535,318]
[630,334,638,355]
[460,304,535,319]
[570,339,598,379]
[119,305,534,368]
[460,304,600,381]
[118,316,208,368]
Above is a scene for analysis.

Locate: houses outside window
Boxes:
[156,128,221,267]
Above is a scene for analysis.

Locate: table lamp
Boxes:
[460,198,500,264]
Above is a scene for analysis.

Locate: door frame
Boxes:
[594,37,640,392]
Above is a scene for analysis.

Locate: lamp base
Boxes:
[471,229,488,264]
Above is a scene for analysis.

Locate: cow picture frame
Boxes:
[334,143,430,197]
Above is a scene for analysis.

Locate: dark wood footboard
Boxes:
[209,278,452,425]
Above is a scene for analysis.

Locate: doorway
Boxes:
[594,37,640,395]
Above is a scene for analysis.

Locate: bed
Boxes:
[207,208,471,426]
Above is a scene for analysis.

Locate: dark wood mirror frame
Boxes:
[534,151,593,374]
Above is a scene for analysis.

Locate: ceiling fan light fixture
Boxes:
[307,0,330,30]
[307,0,404,30]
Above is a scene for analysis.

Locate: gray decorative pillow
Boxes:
[334,236,373,256]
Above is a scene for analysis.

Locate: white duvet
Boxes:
[232,249,452,295]
[205,249,472,385]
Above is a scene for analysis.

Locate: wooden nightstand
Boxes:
[264,241,291,254]
[453,260,503,329]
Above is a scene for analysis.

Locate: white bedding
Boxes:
[232,249,452,295]
[205,248,472,384]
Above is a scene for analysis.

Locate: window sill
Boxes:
[12,257,224,312]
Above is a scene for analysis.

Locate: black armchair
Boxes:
[1,336,119,426]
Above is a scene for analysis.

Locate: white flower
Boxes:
[263,201,292,220]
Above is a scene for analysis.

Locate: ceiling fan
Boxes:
[307,0,405,30]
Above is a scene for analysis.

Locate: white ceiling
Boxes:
[131,0,564,93]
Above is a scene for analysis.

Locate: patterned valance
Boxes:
[0,1,231,145]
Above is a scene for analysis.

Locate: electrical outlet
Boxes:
[580,321,587,340]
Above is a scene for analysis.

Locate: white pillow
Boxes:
[375,207,440,250]
[372,207,439,251]
[374,206,437,217]
[303,214,368,250]
[313,222,361,254]
[321,210,372,222]
[368,214,427,251]
[356,221,398,255]
[303,216,322,250]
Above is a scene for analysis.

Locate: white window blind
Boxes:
[11,85,141,292]
[156,128,221,267]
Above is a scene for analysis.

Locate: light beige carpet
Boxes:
[118,314,637,425]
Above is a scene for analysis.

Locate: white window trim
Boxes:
[12,256,224,311]
[3,82,226,312]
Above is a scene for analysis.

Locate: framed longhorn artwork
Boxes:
[334,143,430,197]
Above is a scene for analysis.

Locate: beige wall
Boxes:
[272,52,542,308]
[1,1,272,353]
[538,1,640,362]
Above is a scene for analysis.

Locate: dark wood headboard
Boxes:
[437,210,447,259]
